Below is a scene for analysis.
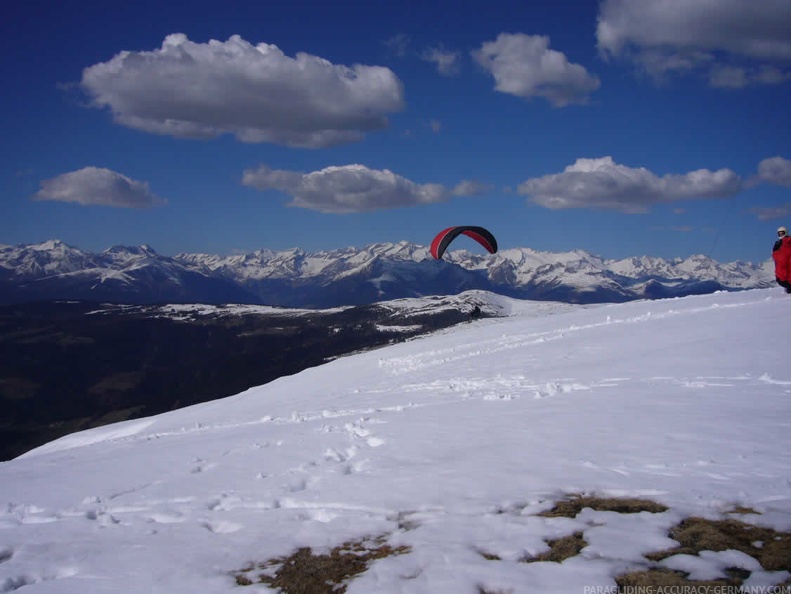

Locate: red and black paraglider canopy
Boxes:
[430,226,498,260]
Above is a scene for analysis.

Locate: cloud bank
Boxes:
[518,157,742,212]
[597,0,791,87]
[33,167,165,208]
[242,164,485,213]
[472,33,600,106]
[80,34,405,148]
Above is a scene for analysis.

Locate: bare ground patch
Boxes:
[538,494,669,518]
[615,514,791,589]
[477,531,588,564]
[523,531,588,563]
[232,499,791,592]
[727,505,761,515]
[644,516,791,571]
[616,567,742,590]
[476,548,502,561]
[232,534,410,593]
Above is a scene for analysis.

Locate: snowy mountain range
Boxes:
[0,239,776,306]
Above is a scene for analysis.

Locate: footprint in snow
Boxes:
[146,511,186,524]
[324,446,358,463]
[190,458,217,474]
[201,520,243,534]
[344,420,387,448]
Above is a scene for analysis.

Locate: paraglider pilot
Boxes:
[773,226,791,293]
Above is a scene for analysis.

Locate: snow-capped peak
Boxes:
[0,240,775,307]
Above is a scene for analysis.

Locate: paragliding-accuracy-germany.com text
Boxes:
[583,586,790,594]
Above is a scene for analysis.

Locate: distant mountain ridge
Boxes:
[0,240,775,306]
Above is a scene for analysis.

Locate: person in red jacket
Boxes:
[773,226,791,293]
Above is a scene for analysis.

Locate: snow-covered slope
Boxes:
[1,288,790,593]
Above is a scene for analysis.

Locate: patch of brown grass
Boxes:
[644,517,791,572]
[232,535,410,593]
[615,515,791,589]
[538,495,668,518]
[523,531,587,563]
[616,568,738,590]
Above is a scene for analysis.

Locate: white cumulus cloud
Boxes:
[242,164,485,213]
[518,157,742,213]
[756,156,791,187]
[80,34,405,148]
[597,0,791,87]
[32,167,165,208]
[472,33,600,106]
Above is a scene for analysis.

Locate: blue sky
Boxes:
[2,0,791,264]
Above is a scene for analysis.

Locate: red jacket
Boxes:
[773,235,791,282]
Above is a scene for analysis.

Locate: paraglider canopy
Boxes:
[430,226,498,260]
